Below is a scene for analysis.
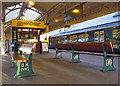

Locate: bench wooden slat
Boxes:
[56,42,114,53]
[57,50,72,53]
[73,42,113,53]
[10,51,28,63]
[56,43,72,50]
[74,51,120,57]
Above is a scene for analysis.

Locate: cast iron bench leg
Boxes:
[102,56,116,72]
[55,51,62,59]
[14,54,35,78]
[72,53,80,63]
[102,43,116,72]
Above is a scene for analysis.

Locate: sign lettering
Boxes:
[12,19,45,29]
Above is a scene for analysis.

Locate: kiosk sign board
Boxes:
[42,42,49,52]
[12,20,45,29]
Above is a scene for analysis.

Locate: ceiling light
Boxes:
[55,19,59,22]
[72,9,80,13]
[29,1,35,6]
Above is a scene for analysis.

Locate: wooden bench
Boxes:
[55,42,120,72]
[10,43,35,78]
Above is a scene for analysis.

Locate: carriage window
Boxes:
[85,34,89,42]
[94,32,99,42]
[78,34,88,42]
[63,36,67,43]
[55,37,60,43]
[94,30,104,42]
[69,35,77,43]
[100,31,104,42]
[112,29,120,40]
[112,29,120,48]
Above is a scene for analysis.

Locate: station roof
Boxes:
[2,1,119,32]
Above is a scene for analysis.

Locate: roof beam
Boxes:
[17,2,28,20]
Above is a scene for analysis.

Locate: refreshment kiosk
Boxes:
[11,19,45,54]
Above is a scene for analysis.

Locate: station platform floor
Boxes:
[1,49,119,84]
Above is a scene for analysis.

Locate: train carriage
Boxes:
[49,21,120,53]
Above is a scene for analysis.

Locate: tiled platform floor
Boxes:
[1,49,118,84]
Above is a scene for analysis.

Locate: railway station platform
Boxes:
[1,49,118,84]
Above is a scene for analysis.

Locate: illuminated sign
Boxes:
[12,19,45,29]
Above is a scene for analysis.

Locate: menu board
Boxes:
[12,29,18,43]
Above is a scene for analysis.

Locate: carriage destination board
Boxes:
[12,19,45,29]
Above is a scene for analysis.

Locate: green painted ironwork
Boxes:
[14,54,36,78]
[55,45,62,59]
[102,43,116,72]
[56,51,62,59]
[18,51,20,54]
[71,44,80,63]
[11,59,17,67]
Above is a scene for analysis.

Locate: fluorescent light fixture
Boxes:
[72,9,80,13]
[29,1,35,6]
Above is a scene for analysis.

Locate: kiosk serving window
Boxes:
[18,29,38,43]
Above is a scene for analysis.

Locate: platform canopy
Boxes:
[2,1,119,32]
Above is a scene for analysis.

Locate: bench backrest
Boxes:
[56,42,113,53]
[56,43,72,50]
[73,42,113,53]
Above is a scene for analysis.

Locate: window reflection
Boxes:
[94,30,104,42]
[69,35,77,43]
[63,36,67,43]
[78,34,89,42]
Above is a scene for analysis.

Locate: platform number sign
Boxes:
[20,62,29,72]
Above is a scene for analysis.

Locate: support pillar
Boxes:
[46,25,49,42]
[45,14,49,43]
[37,30,40,53]
[1,3,5,55]
[0,1,2,85]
